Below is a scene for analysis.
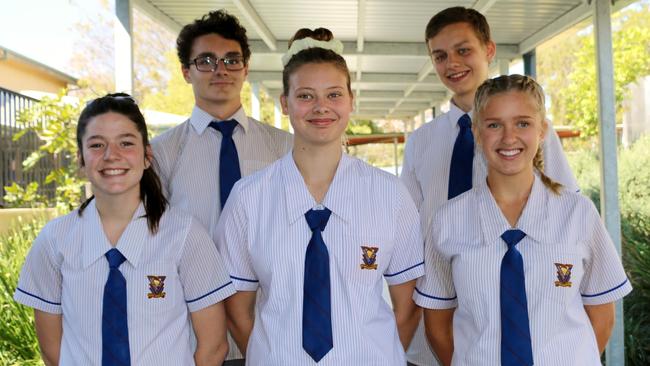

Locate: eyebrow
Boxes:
[195,51,243,58]
[431,40,471,54]
[85,133,139,140]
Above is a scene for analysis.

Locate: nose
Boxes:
[502,125,517,143]
[103,142,120,160]
[213,59,229,74]
[446,52,461,66]
[313,98,329,114]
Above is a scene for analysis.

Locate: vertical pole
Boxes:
[593,0,624,364]
[251,82,261,120]
[274,101,282,129]
[498,59,510,76]
[523,49,536,79]
[114,0,133,94]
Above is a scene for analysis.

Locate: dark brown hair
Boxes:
[473,75,563,194]
[77,93,168,233]
[282,27,351,96]
[425,7,491,46]
[177,9,251,67]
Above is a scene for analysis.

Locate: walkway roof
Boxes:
[134,0,634,120]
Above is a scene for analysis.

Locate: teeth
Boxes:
[448,71,467,79]
[103,169,126,176]
[499,149,521,157]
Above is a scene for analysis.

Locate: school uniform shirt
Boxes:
[400,102,579,366]
[151,105,292,245]
[216,152,425,366]
[14,200,235,365]
[414,175,632,365]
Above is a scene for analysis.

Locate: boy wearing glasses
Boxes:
[151,10,291,365]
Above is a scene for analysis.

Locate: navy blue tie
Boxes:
[500,230,534,366]
[209,119,241,208]
[448,113,474,199]
[303,208,333,362]
[102,248,130,366]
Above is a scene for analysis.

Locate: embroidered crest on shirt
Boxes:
[147,275,167,298]
[360,246,379,270]
[554,263,573,287]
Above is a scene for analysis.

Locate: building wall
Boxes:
[622,75,650,148]
[0,54,68,94]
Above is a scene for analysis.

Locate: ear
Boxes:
[243,63,249,78]
[280,95,289,115]
[181,65,192,84]
[144,145,153,169]
[485,40,496,63]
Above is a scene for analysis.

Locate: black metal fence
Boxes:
[0,87,58,207]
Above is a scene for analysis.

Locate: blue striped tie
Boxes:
[448,113,474,199]
[102,248,131,366]
[209,119,241,208]
[303,208,333,362]
[500,229,534,366]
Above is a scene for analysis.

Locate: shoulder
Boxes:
[433,189,479,229]
[151,120,190,147]
[549,188,599,221]
[247,117,292,141]
[233,156,285,195]
[406,112,451,148]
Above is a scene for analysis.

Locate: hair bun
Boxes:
[289,28,334,47]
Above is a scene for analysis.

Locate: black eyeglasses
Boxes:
[190,55,245,72]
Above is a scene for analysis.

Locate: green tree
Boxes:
[537,3,650,137]
[4,91,85,212]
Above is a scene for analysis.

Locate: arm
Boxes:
[191,302,229,366]
[423,308,454,366]
[584,302,616,354]
[224,291,256,356]
[389,279,421,349]
[34,309,62,366]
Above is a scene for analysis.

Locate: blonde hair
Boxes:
[473,74,563,195]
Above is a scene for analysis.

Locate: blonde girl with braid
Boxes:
[414,74,631,365]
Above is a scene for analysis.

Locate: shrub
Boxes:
[0,218,45,365]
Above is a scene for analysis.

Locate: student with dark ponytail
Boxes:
[216,28,424,365]
[15,93,235,365]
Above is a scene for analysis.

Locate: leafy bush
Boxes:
[567,135,650,365]
[0,218,45,365]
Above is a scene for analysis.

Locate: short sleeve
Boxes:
[215,183,259,291]
[413,211,458,309]
[14,223,63,314]
[580,203,632,305]
[400,134,425,212]
[384,182,424,285]
[179,218,236,312]
[544,123,580,192]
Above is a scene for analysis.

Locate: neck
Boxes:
[451,92,474,113]
[196,99,242,121]
[486,169,535,227]
[94,191,141,246]
[292,141,342,204]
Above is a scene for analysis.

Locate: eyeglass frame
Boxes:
[189,54,246,72]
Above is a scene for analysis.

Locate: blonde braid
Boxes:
[533,144,563,195]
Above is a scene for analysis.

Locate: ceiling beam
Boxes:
[132,0,182,33]
[232,0,277,51]
[472,0,498,14]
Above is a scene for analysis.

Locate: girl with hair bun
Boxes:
[14,93,235,365]
[217,28,424,365]
[414,75,632,365]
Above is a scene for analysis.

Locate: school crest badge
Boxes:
[360,246,379,270]
[554,263,573,287]
[147,275,167,298]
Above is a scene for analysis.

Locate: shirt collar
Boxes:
[82,199,149,269]
[189,105,249,135]
[447,102,472,129]
[478,174,548,245]
[281,151,354,226]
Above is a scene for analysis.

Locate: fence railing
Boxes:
[0,87,58,207]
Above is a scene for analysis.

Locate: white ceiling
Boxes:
[133,0,635,120]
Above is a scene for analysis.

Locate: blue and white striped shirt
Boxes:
[217,152,424,366]
[414,175,632,365]
[14,200,235,365]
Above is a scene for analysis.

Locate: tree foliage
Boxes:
[538,3,650,137]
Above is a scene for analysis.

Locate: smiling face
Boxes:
[427,22,495,110]
[475,91,547,181]
[182,33,248,114]
[281,62,353,148]
[79,112,150,204]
